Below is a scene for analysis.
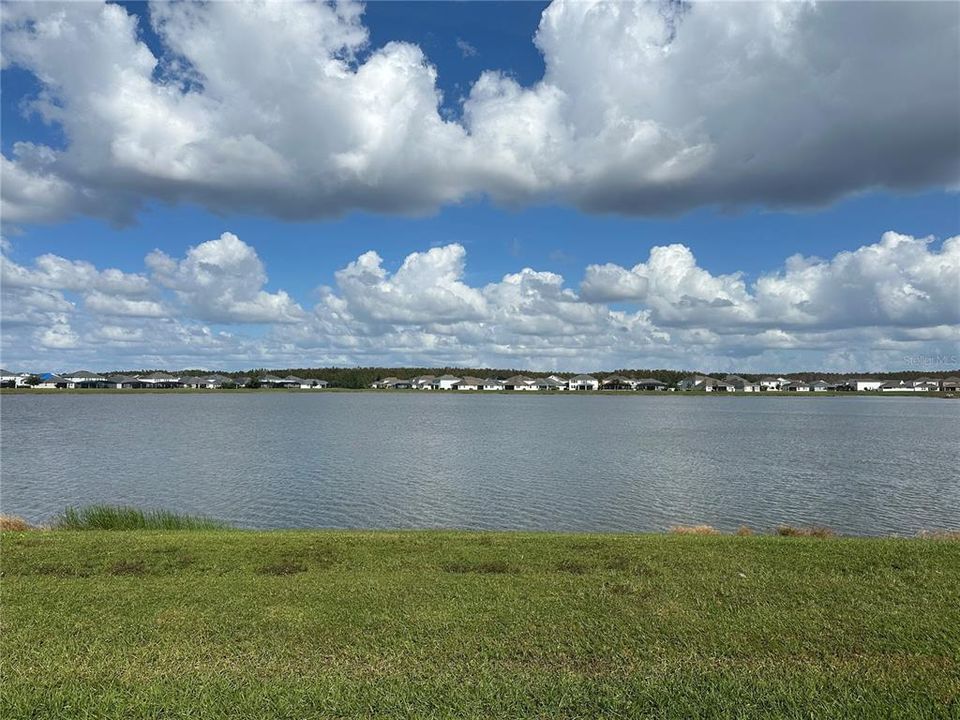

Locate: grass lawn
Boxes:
[2,530,958,718]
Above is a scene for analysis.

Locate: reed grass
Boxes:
[0,515,32,531]
[55,505,227,531]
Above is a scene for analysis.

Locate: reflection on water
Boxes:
[1,393,957,534]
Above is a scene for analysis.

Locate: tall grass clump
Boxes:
[56,505,227,531]
[0,515,33,531]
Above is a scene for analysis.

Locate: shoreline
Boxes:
[1,386,955,398]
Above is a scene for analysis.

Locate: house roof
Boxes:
[66,370,104,379]
[570,374,598,381]
[107,375,140,383]
[635,378,666,385]
[503,375,532,385]
[139,372,177,380]
[602,375,633,384]
[457,376,485,385]
[435,374,461,381]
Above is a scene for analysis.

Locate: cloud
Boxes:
[2,0,957,224]
[146,232,306,323]
[456,38,478,58]
[1,230,957,373]
[582,232,960,332]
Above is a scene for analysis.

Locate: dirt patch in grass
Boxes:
[257,560,307,576]
[33,563,87,578]
[671,525,720,536]
[554,560,588,574]
[109,560,147,576]
[777,525,834,538]
[442,559,513,574]
[0,515,33,531]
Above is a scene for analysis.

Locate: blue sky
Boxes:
[1,1,958,372]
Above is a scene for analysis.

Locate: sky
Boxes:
[1,0,958,373]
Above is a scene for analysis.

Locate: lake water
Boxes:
[1,393,957,535]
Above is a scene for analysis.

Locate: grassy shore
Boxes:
[2,528,958,718]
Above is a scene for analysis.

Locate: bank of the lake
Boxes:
[2,529,958,718]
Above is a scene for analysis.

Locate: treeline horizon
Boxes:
[105,366,960,389]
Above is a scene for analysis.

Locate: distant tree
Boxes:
[247,377,261,389]
[25,375,41,386]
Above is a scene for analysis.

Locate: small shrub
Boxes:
[56,505,227,531]
[670,525,720,536]
[0,515,32,531]
[736,526,754,536]
[776,525,834,538]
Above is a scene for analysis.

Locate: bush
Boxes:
[55,505,228,531]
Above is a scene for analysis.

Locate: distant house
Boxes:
[480,378,503,391]
[63,371,110,389]
[913,377,942,391]
[725,375,761,392]
[34,374,67,389]
[409,375,435,389]
[108,374,146,389]
[502,375,535,391]
[533,377,566,391]
[809,380,831,392]
[781,381,811,392]
[430,375,461,390]
[455,376,485,391]
[759,377,781,391]
[260,374,285,387]
[568,374,599,391]
[677,375,733,392]
[0,369,30,387]
[846,378,883,392]
[940,377,960,391]
[234,376,253,388]
[879,380,924,393]
[601,375,634,391]
[634,378,667,391]
[137,371,180,388]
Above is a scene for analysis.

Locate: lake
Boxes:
[1,393,957,535]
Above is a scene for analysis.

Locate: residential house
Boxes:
[568,374,599,391]
[940,377,960,391]
[34,374,67,389]
[809,380,831,392]
[410,375,435,389]
[634,378,667,391]
[845,378,883,392]
[480,378,503,391]
[63,371,110,389]
[759,377,782,391]
[677,375,733,392]
[533,377,566,391]
[260,374,285,387]
[601,375,634,390]
[725,375,761,392]
[781,381,811,392]
[431,375,462,390]
[108,374,146,389]
[454,376,485,391]
[502,375,535,391]
[137,371,180,388]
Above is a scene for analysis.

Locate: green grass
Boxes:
[55,504,228,530]
[1,530,958,718]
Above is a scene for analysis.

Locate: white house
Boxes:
[634,378,667,391]
[677,375,733,392]
[108,374,146,389]
[534,377,566,391]
[725,375,761,392]
[431,374,461,390]
[0,369,27,387]
[481,378,503,391]
[809,380,831,392]
[455,376,484,391]
[781,381,811,392]
[502,375,535,391]
[846,379,883,392]
[63,370,110,388]
[34,374,67,389]
[410,375,436,389]
[759,377,781,391]
[879,380,923,393]
[601,375,634,390]
[568,374,599,391]
[137,371,180,388]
